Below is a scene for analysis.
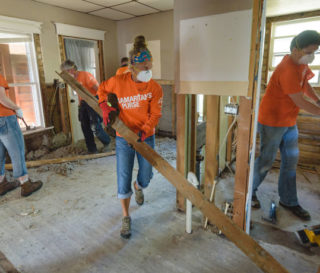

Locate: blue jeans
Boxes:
[79,101,110,152]
[116,135,155,199]
[0,115,27,178]
[253,122,299,206]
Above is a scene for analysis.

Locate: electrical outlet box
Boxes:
[224,104,239,115]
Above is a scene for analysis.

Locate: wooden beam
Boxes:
[176,94,187,211]
[204,95,220,200]
[5,151,115,170]
[57,70,290,273]
[233,97,252,228]
[189,95,197,173]
[0,251,20,273]
[233,0,263,229]
[171,85,176,136]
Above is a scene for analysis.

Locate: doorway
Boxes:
[63,37,100,143]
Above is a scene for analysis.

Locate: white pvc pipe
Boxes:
[186,172,199,234]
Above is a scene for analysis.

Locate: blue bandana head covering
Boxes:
[131,49,152,65]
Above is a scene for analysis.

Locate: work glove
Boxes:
[15,108,23,119]
[138,131,147,142]
[99,101,116,126]
[138,124,151,142]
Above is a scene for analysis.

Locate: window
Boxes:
[0,31,44,129]
[269,17,320,86]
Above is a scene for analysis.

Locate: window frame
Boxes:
[1,32,45,129]
[269,16,320,72]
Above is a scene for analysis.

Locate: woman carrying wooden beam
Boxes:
[98,35,163,239]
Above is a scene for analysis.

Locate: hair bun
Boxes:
[133,35,147,52]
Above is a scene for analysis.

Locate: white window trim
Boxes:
[269,16,320,71]
[54,23,105,41]
[0,15,42,34]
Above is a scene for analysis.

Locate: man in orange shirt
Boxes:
[0,74,42,197]
[98,36,163,239]
[60,60,110,154]
[116,57,129,75]
[253,30,320,220]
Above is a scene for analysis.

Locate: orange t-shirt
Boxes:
[98,72,163,138]
[116,66,129,76]
[0,74,15,117]
[258,55,314,127]
[76,71,99,102]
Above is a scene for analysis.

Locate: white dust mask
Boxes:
[137,70,152,82]
[298,53,315,65]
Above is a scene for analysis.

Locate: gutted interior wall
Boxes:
[0,0,119,83]
[174,0,253,172]
[261,10,320,166]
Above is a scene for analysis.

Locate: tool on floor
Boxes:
[262,200,277,224]
[296,225,320,247]
[19,117,31,130]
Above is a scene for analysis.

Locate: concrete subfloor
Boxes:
[0,138,319,273]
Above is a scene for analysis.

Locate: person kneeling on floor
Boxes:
[98,35,163,239]
[0,74,42,197]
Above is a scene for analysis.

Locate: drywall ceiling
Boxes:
[32,0,173,20]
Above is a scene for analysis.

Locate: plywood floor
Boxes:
[0,139,319,273]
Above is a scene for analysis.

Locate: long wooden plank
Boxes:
[5,151,115,170]
[57,70,290,273]
[0,251,20,273]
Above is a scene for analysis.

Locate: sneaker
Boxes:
[279,202,311,221]
[251,195,261,209]
[120,216,131,239]
[0,178,20,196]
[21,180,43,197]
[134,182,144,206]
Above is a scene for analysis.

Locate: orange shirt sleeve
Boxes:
[85,72,99,95]
[143,82,163,131]
[97,76,116,103]
[0,74,9,89]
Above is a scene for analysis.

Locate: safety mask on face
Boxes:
[137,70,152,82]
[298,53,315,65]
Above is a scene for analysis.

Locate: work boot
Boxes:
[279,202,311,221]
[134,182,144,206]
[21,179,43,197]
[0,178,20,196]
[251,195,261,209]
[120,216,131,239]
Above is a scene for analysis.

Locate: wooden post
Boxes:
[204,95,220,199]
[57,70,290,273]
[189,95,197,173]
[233,97,252,228]
[233,0,264,230]
[176,94,187,211]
